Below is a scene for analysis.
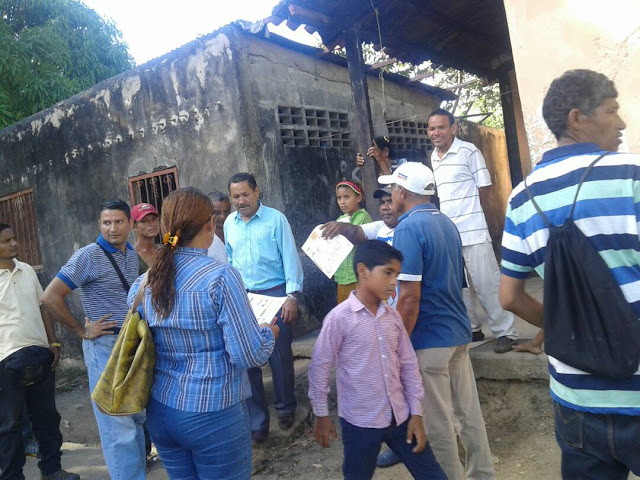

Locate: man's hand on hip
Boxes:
[83,313,118,339]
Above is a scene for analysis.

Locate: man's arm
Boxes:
[40,305,60,370]
[277,215,304,322]
[41,278,117,339]
[499,275,543,328]
[320,221,367,244]
[478,185,493,216]
[397,281,422,335]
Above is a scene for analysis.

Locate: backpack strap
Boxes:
[524,152,609,227]
[568,153,609,220]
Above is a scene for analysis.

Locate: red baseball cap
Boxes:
[131,203,159,221]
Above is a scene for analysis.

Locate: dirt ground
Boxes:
[25,375,566,480]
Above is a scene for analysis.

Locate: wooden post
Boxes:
[498,70,524,186]
[344,24,378,219]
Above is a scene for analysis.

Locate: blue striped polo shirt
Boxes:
[502,143,640,415]
[57,234,138,327]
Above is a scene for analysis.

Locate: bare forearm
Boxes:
[478,186,492,214]
[40,306,58,343]
[499,275,544,328]
[43,297,84,338]
[397,298,420,335]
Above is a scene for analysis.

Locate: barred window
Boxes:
[278,106,351,147]
[0,189,43,268]
[387,119,432,152]
[128,168,179,214]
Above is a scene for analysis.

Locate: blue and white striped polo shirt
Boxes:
[502,142,640,415]
[57,234,138,327]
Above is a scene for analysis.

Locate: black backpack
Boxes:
[525,153,640,378]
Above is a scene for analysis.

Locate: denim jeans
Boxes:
[554,401,640,479]
[339,417,446,480]
[83,335,146,480]
[246,284,296,434]
[0,353,62,479]
[146,398,252,480]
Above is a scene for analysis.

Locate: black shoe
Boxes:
[252,431,268,443]
[472,330,485,342]
[278,414,295,431]
[494,336,516,353]
[41,470,80,480]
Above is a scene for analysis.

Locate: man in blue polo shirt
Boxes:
[379,162,494,480]
[500,69,640,479]
[225,172,304,443]
[42,199,145,480]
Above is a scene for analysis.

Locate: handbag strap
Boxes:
[524,152,609,227]
[131,275,148,314]
[97,243,130,293]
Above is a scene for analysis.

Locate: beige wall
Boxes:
[503,0,640,164]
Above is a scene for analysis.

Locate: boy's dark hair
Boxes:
[228,172,258,191]
[0,223,11,233]
[353,240,403,278]
[428,108,456,126]
[100,199,131,219]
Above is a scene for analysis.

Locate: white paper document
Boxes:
[301,225,354,279]
[248,293,287,325]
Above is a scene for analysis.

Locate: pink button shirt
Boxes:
[308,291,424,428]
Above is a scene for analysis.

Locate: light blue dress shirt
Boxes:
[224,203,304,294]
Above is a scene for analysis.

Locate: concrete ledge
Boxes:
[470,340,549,381]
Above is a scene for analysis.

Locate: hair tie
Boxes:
[336,180,362,196]
[383,136,389,143]
[162,230,181,249]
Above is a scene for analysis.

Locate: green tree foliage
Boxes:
[335,44,504,129]
[0,0,134,129]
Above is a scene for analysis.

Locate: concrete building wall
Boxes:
[503,0,640,164]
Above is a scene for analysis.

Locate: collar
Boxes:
[398,203,436,223]
[347,290,390,318]
[539,143,604,165]
[96,234,134,253]
[0,258,22,274]
[175,247,208,256]
[434,137,462,159]
[233,202,264,223]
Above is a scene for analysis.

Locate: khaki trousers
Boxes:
[417,345,495,480]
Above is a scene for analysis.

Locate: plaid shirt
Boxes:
[128,247,275,412]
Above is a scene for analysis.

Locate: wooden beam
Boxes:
[498,71,523,186]
[344,24,378,220]
[443,79,476,91]
[288,4,331,25]
[367,58,397,71]
[408,72,435,82]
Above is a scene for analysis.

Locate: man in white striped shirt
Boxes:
[428,109,518,353]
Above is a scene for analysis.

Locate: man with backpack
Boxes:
[499,69,640,479]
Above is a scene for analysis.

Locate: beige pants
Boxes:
[417,345,495,480]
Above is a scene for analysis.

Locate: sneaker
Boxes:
[41,470,80,480]
[24,438,39,457]
[494,336,516,354]
[278,414,294,431]
[471,330,485,342]
[377,447,401,467]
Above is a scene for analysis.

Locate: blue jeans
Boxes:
[83,335,146,480]
[246,284,296,433]
[339,417,446,480]
[554,401,640,479]
[146,398,252,480]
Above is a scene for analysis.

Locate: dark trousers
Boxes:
[339,417,446,480]
[246,284,297,434]
[0,359,63,479]
[554,401,640,479]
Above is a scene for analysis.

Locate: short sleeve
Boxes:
[361,220,384,240]
[468,149,492,188]
[351,209,372,226]
[500,201,534,278]
[57,247,98,290]
[393,226,423,281]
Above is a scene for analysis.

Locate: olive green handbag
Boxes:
[91,279,156,415]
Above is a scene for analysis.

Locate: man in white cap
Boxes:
[379,162,494,480]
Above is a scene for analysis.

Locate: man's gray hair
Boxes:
[207,191,230,203]
[543,69,617,140]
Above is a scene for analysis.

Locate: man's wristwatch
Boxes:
[287,292,301,302]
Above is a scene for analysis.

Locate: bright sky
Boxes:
[81,0,320,65]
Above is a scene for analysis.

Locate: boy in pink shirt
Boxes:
[309,240,445,479]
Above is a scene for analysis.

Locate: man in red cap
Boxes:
[131,203,160,273]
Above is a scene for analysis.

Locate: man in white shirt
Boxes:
[427,109,518,353]
[207,191,231,264]
[0,223,79,480]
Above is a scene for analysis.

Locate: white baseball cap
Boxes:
[378,162,436,196]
